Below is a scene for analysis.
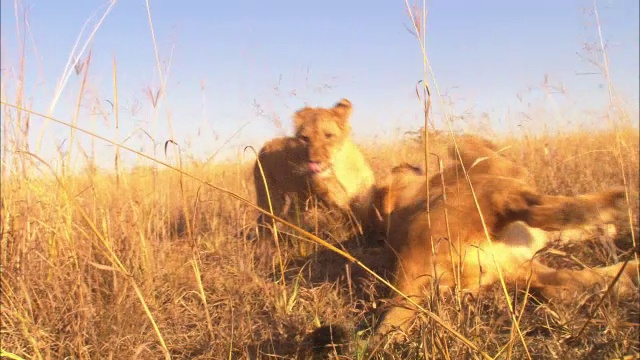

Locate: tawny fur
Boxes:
[253,99,377,241]
[372,135,638,342]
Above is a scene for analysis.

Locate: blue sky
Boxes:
[1,0,638,168]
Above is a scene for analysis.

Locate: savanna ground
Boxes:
[2,1,640,359]
[1,124,639,359]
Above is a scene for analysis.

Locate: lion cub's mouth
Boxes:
[308,161,331,176]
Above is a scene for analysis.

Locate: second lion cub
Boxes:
[371,135,639,343]
[253,99,377,242]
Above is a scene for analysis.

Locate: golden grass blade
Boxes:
[15,150,172,360]
[403,1,531,357]
[191,254,215,340]
[1,101,492,360]
[248,145,287,291]
[35,0,117,153]
[112,56,121,186]
[449,139,532,360]
[574,258,633,339]
[1,350,27,360]
[592,0,639,284]
[67,50,92,176]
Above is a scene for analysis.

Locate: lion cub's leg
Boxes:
[517,259,639,299]
[350,187,381,243]
[504,188,635,296]
[310,174,349,208]
[373,248,433,343]
[255,194,285,242]
[308,175,368,239]
[526,188,626,231]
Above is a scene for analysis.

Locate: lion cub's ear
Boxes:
[332,98,353,124]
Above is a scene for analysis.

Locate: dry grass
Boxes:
[1,1,638,358]
[1,124,638,359]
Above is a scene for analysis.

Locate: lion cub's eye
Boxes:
[299,135,310,143]
[324,133,334,140]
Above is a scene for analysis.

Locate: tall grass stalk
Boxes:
[404,1,532,358]
[1,101,492,359]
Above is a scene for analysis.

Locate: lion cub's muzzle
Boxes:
[307,161,332,176]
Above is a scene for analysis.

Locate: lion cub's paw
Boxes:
[597,260,640,297]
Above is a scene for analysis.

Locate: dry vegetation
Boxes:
[2,2,639,359]
[1,124,639,359]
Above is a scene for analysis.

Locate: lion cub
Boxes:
[253,99,376,242]
[371,135,639,343]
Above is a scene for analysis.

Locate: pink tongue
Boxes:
[308,162,322,173]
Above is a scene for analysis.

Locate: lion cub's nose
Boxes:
[308,161,323,174]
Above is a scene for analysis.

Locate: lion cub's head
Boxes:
[293,99,353,176]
